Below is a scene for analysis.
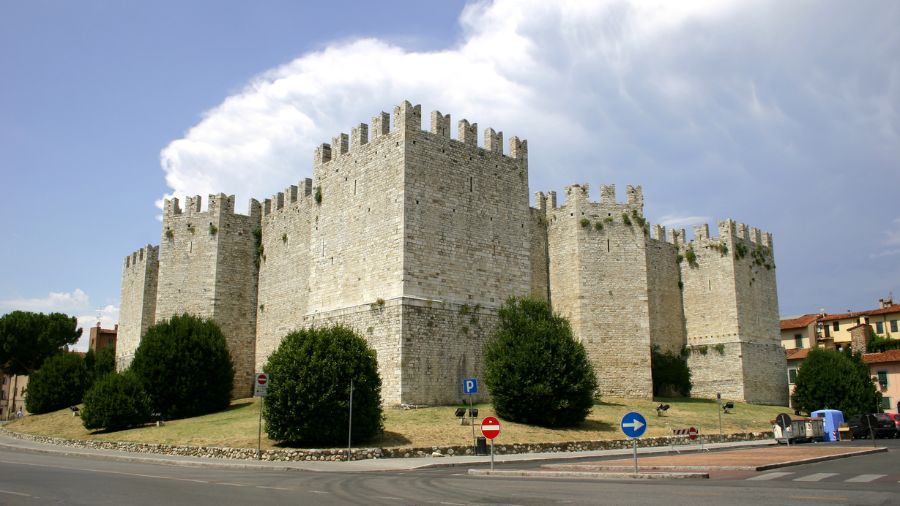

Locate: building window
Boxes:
[881,396,891,410]
[875,321,884,334]
[877,371,888,389]
[788,368,798,384]
[794,335,803,348]
[824,325,831,338]
[833,321,839,331]
[891,320,898,333]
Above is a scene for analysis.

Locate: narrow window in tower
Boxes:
[188,241,192,253]
[321,240,325,257]
[708,279,711,291]
[607,239,610,252]
[354,180,357,195]
[469,176,473,192]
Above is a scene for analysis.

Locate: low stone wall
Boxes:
[0,428,772,462]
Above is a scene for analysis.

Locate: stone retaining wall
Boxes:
[0,428,772,462]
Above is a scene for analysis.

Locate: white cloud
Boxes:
[0,290,119,352]
[657,215,711,230]
[0,288,90,314]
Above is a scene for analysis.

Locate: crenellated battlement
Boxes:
[261,178,314,218]
[162,194,260,224]
[549,183,644,213]
[312,100,527,167]
[679,219,774,256]
[123,244,158,269]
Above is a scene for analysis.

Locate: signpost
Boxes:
[481,416,501,471]
[254,373,269,460]
[716,392,723,436]
[621,411,647,473]
[463,378,478,451]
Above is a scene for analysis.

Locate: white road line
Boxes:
[256,486,291,491]
[0,489,32,498]
[376,497,403,500]
[310,490,330,494]
[218,482,250,487]
[747,472,794,481]
[845,474,886,483]
[793,473,839,482]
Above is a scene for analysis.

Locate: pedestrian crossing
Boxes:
[747,472,893,483]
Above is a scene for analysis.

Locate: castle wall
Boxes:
[255,180,315,371]
[155,194,261,398]
[116,245,158,370]
[645,234,686,355]
[547,184,653,398]
[401,104,532,307]
[306,110,406,314]
[529,205,550,301]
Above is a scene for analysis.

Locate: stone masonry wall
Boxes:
[645,232,687,355]
[116,245,158,370]
[401,103,532,308]
[547,184,653,398]
[529,203,551,301]
[155,194,261,398]
[306,109,406,313]
[255,179,315,371]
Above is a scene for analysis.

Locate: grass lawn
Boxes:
[3,397,787,450]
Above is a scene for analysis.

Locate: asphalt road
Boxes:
[0,441,897,505]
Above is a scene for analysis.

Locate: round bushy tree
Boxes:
[793,348,881,416]
[264,325,382,445]
[24,352,89,414]
[82,371,151,431]
[130,314,234,419]
[484,297,597,427]
[651,345,692,397]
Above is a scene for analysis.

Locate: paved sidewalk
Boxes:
[0,433,774,473]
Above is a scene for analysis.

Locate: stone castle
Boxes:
[117,100,788,406]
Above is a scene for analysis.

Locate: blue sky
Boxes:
[2,1,898,350]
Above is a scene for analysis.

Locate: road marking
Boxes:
[793,473,838,482]
[256,486,291,491]
[376,496,403,500]
[218,482,250,487]
[0,489,32,498]
[844,474,885,483]
[789,496,847,502]
[747,472,794,481]
[310,490,330,494]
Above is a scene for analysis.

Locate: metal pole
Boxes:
[717,397,723,437]
[632,439,638,473]
[470,394,475,448]
[867,415,875,448]
[490,438,494,471]
[257,396,263,460]
[348,378,354,462]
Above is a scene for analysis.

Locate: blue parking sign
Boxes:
[463,378,478,394]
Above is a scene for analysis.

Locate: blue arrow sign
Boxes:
[463,378,478,394]
[621,411,647,439]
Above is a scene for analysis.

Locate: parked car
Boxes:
[888,413,900,430]
[847,414,899,439]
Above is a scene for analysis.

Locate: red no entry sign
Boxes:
[481,416,501,439]
[688,427,698,440]
[257,373,268,385]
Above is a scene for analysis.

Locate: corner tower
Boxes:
[117,245,158,370]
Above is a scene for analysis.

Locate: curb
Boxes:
[467,469,709,480]
[754,447,888,471]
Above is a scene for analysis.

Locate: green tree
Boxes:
[84,345,116,388]
[264,325,383,445]
[484,297,597,427]
[0,311,82,375]
[792,348,881,416]
[24,352,89,414]
[130,314,234,419]
[82,371,151,431]
[651,345,692,397]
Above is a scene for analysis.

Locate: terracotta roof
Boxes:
[780,314,819,330]
[819,311,869,323]
[868,304,900,317]
[786,347,811,361]
[863,349,900,364]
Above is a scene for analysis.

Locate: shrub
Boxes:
[84,345,116,386]
[650,345,692,397]
[130,314,234,419]
[484,297,597,427]
[82,371,151,431]
[579,218,590,228]
[264,325,383,445]
[24,352,89,414]
[792,348,881,416]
